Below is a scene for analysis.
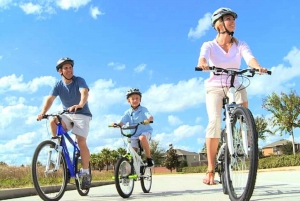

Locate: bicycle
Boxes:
[195,66,271,201]
[31,110,92,201]
[109,121,153,198]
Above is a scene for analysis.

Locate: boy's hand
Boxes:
[109,122,117,127]
[143,120,150,124]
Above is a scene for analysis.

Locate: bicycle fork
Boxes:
[45,139,63,173]
[225,106,249,157]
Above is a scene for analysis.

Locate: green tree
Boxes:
[100,148,112,171]
[163,144,178,173]
[201,143,207,155]
[150,139,165,166]
[117,147,126,156]
[282,141,293,155]
[262,90,300,155]
[255,115,274,141]
[110,150,120,170]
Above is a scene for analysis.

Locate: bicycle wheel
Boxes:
[219,130,228,195]
[31,140,68,201]
[75,154,92,196]
[114,157,134,198]
[225,107,258,201]
[141,166,152,193]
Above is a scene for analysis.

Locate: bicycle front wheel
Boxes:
[219,129,228,195]
[225,107,258,201]
[75,155,91,196]
[31,140,68,201]
[141,166,152,193]
[114,157,134,198]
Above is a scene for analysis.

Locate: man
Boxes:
[37,57,92,189]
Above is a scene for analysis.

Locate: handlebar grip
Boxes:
[267,70,272,75]
[195,67,203,71]
[150,121,153,123]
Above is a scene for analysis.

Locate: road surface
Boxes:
[3,168,300,201]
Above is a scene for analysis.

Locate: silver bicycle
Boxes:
[196,66,271,201]
[109,121,153,198]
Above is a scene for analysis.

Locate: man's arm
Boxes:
[37,95,56,120]
[79,88,89,108]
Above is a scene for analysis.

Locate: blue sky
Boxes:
[0,0,299,166]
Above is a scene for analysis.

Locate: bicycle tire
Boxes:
[31,140,68,201]
[114,157,134,198]
[220,130,228,195]
[225,107,258,201]
[140,166,152,193]
[75,155,91,196]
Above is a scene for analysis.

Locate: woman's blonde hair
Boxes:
[214,19,238,45]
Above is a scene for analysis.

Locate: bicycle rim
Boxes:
[75,155,91,196]
[31,140,67,201]
[225,107,258,201]
[115,157,134,198]
[141,167,152,193]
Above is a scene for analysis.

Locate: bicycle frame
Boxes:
[223,71,248,157]
[46,121,80,179]
[123,136,147,179]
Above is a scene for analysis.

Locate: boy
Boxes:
[114,88,154,167]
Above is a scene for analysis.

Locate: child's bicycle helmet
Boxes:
[126,88,142,99]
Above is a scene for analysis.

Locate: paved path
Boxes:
[3,168,300,201]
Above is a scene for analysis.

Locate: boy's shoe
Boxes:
[81,173,91,189]
[146,158,154,167]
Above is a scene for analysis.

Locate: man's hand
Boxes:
[37,113,45,121]
[68,105,82,113]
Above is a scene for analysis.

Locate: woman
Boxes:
[197,7,268,185]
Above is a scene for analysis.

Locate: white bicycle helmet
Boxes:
[56,57,74,71]
[211,7,238,27]
[126,88,142,99]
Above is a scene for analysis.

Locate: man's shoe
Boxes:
[81,173,91,189]
[146,158,154,167]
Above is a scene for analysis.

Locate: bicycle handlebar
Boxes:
[38,109,81,120]
[108,121,153,137]
[195,66,272,76]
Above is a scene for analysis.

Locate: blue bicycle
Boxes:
[31,110,91,201]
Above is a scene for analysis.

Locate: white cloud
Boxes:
[88,79,127,112]
[188,13,211,39]
[134,63,146,73]
[90,5,104,19]
[56,0,91,10]
[247,47,300,97]
[168,115,182,126]
[0,75,56,93]
[143,77,206,114]
[195,116,202,124]
[0,55,3,60]
[0,0,12,9]
[108,62,126,70]
[19,3,42,15]
[153,124,204,150]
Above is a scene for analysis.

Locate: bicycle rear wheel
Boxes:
[141,166,152,193]
[225,107,258,201]
[31,140,67,201]
[114,157,134,198]
[75,154,92,196]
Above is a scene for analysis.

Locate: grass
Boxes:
[0,165,115,189]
